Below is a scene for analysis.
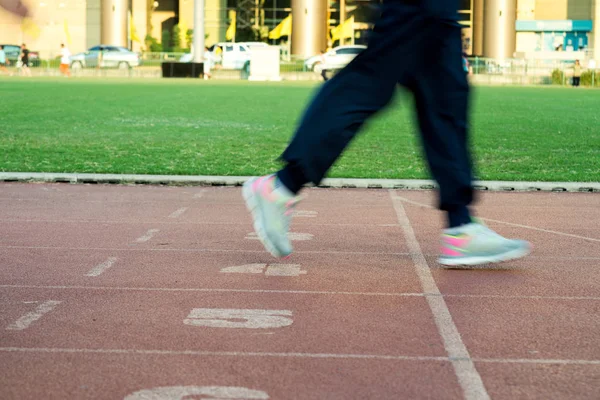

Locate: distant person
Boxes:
[572,60,581,87]
[203,46,212,79]
[59,43,71,77]
[19,43,32,76]
[462,53,470,75]
[318,49,328,81]
[0,45,9,74]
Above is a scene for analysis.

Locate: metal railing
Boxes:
[2,53,597,87]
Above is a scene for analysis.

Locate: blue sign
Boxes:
[516,20,593,32]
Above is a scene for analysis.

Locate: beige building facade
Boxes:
[1,0,598,60]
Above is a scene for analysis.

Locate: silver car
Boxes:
[304,45,366,73]
[70,45,141,69]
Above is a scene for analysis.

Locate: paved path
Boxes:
[0,183,598,399]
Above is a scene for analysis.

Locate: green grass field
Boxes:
[1,78,598,182]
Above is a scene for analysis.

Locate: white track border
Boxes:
[0,172,598,192]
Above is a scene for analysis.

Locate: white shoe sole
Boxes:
[242,178,289,258]
[438,245,531,267]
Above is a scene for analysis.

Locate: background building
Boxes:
[1,0,598,61]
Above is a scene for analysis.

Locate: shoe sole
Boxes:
[242,178,289,259]
[437,245,531,267]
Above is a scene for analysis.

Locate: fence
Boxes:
[3,53,598,87]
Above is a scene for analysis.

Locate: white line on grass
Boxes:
[390,191,490,400]
[85,257,118,277]
[5,301,62,331]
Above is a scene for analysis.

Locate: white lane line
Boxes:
[0,347,598,366]
[168,207,188,219]
[1,284,598,301]
[5,301,62,331]
[0,218,394,227]
[0,284,424,297]
[0,245,408,256]
[473,358,600,365]
[0,346,446,361]
[390,191,490,400]
[1,284,597,301]
[85,257,118,277]
[393,194,600,243]
[482,217,600,243]
[134,229,159,243]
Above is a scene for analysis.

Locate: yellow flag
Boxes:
[63,19,72,46]
[129,14,141,43]
[179,19,188,47]
[331,15,354,42]
[226,10,236,41]
[269,14,292,40]
[21,18,41,39]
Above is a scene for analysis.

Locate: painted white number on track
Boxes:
[6,300,61,331]
[184,308,293,329]
[124,385,269,399]
[220,264,307,277]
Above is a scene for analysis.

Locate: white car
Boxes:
[183,42,269,70]
[304,45,366,73]
[70,45,141,69]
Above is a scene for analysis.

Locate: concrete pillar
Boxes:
[483,0,517,58]
[192,0,205,62]
[472,0,484,56]
[592,0,600,61]
[131,0,147,52]
[101,0,128,46]
[291,0,328,58]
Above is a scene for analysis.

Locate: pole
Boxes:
[339,0,345,46]
[192,0,205,63]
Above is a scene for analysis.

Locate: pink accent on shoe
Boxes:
[441,246,462,256]
[443,234,471,248]
[252,176,264,193]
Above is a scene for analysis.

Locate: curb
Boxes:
[1,172,599,192]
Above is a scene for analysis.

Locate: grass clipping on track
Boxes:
[1,79,599,182]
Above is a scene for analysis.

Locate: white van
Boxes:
[217,42,269,70]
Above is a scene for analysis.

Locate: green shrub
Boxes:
[144,34,162,52]
[551,68,565,85]
[161,30,172,52]
[579,70,599,87]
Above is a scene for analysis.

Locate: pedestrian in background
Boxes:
[59,43,71,77]
[572,60,581,87]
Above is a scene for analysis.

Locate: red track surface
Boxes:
[0,182,599,399]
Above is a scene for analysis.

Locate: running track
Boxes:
[0,182,599,399]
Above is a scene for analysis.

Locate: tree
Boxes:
[161,29,172,52]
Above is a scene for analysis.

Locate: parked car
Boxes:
[304,45,366,73]
[70,45,141,69]
[0,44,41,67]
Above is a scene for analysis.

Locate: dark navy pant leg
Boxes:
[280,2,432,185]
[407,20,474,223]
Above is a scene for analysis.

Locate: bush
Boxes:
[172,25,182,52]
[161,30,172,52]
[551,68,565,85]
[144,35,162,52]
[579,70,599,87]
